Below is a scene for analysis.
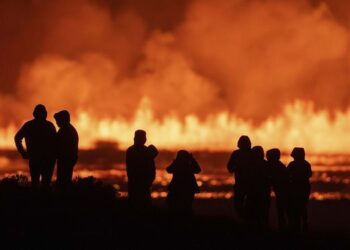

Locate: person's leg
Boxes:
[276,196,286,230]
[29,159,40,187]
[41,159,55,187]
[56,160,63,185]
[301,197,309,233]
[234,187,245,219]
[262,194,270,227]
[57,160,74,186]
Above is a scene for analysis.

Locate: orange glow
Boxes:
[2,100,350,153]
[2,1,350,155]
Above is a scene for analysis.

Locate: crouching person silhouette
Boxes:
[126,130,158,211]
[14,104,56,187]
[54,110,79,186]
[287,147,312,233]
[166,150,201,216]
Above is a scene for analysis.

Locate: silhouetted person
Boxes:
[126,130,158,210]
[166,150,201,215]
[14,104,56,187]
[227,135,253,219]
[54,110,79,186]
[246,146,270,231]
[267,148,289,231]
[287,147,312,233]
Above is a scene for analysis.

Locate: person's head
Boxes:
[176,150,190,161]
[134,130,146,145]
[237,135,251,150]
[252,145,264,160]
[291,147,305,161]
[266,148,281,162]
[33,104,47,121]
[54,110,70,128]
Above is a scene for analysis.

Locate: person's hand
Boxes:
[21,151,29,159]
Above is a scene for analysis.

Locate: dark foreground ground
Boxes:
[0,176,349,250]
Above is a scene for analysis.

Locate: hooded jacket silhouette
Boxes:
[287,147,312,232]
[246,146,270,229]
[166,150,201,213]
[54,110,79,185]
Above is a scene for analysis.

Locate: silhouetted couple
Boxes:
[126,130,201,214]
[227,135,312,233]
[14,104,78,187]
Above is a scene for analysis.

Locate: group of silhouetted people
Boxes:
[126,129,201,215]
[228,136,312,233]
[14,104,79,187]
[14,105,312,233]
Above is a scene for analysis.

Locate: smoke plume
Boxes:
[1,0,350,126]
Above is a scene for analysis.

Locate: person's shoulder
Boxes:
[287,161,296,168]
[45,120,56,128]
[126,145,135,152]
[278,161,286,168]
[304,160,311,167]
[231,149,240,156]
[23,119,35,127]
[69,124,78,134]
[17,120,33,134]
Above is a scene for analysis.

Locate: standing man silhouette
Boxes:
[287,147,312,233]
[126,130,158,210]
[54,110,79,186]
[14,104,56,187]
[227,135,253,219]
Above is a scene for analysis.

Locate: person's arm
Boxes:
[148,144,158,159]
[166,160,176,173]
[14,125,28,159]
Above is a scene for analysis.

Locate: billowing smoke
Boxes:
[1,0,350,126]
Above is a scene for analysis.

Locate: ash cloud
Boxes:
[0,0,350,125]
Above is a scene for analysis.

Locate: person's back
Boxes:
[126,145,155,183]
[250,146,270,195]
[287,147,312,233]
[267,149,288,197]
[288,148,312,198]
[227,135,253,218]
[126,130,158,209]
[167,150,201,215]
[14,104,56,186]
[56,124,78,161]
[54,110,79,185]
[17,119,56,160]
[227,136,253,193]
[167,151,201,195]
[246,146,270,230]
[267,148,289,230]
